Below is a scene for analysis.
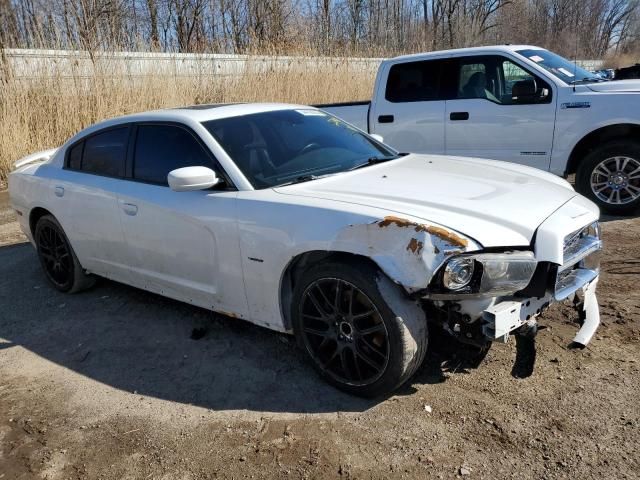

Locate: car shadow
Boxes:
[0,242,472,414]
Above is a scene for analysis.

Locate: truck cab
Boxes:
[321,45,640,215]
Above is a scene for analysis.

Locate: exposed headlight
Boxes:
[443,257,475,290]
[475,252,537,295]
[440,251,537,296]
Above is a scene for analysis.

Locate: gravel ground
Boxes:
[1,189,639,479]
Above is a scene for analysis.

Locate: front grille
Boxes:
[554,222,602,300]
[560,222,602,271]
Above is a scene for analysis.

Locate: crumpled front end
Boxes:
[423,195,602,349]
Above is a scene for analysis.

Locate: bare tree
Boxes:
[0,0,638,58]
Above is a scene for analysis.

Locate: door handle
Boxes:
[121,203,138,216]
[54,186,64,197]
[378,115,394,123]
[450,112,469,121]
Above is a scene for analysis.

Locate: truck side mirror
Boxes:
[511,79,537,103]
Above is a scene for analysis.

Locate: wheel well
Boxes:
[29,207,52,237]
[567,124,640,175]
[279,251,382,331]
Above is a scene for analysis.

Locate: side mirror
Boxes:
[370,133,384,143]
[168,166,220,192]
[511,79,539,103]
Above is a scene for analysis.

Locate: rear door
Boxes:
[445,55,556,169]
[50,125,131,278]
[370,58,449,153]
[116,122,248,315]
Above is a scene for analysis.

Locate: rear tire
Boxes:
[575,140,640,215]
[292,259,428,398]
[35,214,95,293]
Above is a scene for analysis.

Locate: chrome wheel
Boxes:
[590,156,640,205]
[299,278,390,386]
[37,224,72,288]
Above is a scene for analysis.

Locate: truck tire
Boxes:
[35,214,95,293]
[292,259,428,397]
[575,140,640,215]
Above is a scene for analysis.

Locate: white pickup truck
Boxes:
[321,45,640,215]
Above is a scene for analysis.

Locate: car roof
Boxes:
[386,44,544,63]
[73,103,316,139]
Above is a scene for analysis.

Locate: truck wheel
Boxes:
[291,260,428,398]
[575,140,640,215]
[35,214,95,293]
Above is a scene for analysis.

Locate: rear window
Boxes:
[385,59,445,102]
[68,127,128,177]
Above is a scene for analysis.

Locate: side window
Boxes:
[456,57,500,102]
[458,62,486,97]
[385,59,444,102]
[133,124,214,185]
[502,60,534,98]
[454,55,551,105]
[499,58,552,105]
[67,141,84,170]
[81,127,128,177]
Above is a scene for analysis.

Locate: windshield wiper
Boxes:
[349,155,399,171]
[274,173,336,187]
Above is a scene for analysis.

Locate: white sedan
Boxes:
[9,103,602,397]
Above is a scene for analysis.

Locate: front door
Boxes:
[116,123,247,315]
[445,55,557,170]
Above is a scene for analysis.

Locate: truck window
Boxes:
[456,57,499,102]
[385,59,445,103]
[501,60,534,99]
[454,56,551,105]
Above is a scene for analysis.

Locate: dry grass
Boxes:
[602,51,640,69]
[0,54,376,185]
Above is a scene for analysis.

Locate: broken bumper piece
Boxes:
[482,276,600,346]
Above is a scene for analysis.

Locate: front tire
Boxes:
[292,260,428,398]
[575,140,640,215]
[35,214,95,293]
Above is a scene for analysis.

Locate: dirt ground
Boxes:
[1,189,638,480]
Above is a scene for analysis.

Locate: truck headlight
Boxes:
[440,251,537,296]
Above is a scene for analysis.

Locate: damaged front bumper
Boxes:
[482,220,602,347]
[482,275,599,347]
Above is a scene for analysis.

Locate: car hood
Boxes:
[274,154,579,248]
[587,80,640,92]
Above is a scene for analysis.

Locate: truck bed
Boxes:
[313,101,370,132]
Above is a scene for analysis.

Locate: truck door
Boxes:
[370,58,448,154]
[445,55,556,170]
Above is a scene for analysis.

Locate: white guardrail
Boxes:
[0,48,384,80]
[1,48,603,80]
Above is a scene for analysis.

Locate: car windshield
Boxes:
[202,109,397,188]
[515,49,604,84]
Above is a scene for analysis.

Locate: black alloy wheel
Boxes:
[37,222,74,289]
[299,277,390,386]
[35,214,95,293]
